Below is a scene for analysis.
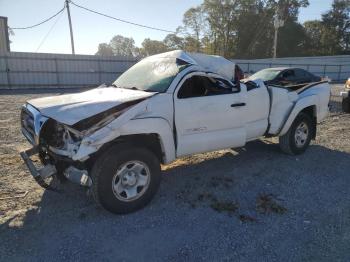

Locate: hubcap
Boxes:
[112,161,150,202]
[294,121,309,148]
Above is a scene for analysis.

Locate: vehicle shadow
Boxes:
[1,140,350,260]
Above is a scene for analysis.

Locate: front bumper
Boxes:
[20,146,57,189]
[20,146,92,189]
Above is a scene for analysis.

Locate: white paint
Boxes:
[174,72,246,157]
[279,83,330,136]
[243,80,270,140]
[267,86,298,134]
[147,50,236,80]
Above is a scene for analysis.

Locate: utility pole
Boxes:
[65,0,75,54]
[273,14,284,59]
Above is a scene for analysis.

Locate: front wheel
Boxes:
[91,145,161,214]
[279,112,313,155]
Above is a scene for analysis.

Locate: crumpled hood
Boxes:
[27,87,155,126]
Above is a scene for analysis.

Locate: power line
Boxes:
[69,0,176,34]
[35,10,64,52]
[9,6,66,30]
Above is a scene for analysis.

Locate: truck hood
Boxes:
[27,87,155,126]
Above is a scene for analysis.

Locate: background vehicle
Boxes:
[341,78,350,113]
[249,67,322,88]
[20,51,331,214]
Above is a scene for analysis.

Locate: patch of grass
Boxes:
[238,214,258,223]
[210,200,239,214]
[208,176,234,189]
[256,193,287,214]
[197,192,217,202]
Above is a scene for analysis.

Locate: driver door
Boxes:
[174,73,247,157]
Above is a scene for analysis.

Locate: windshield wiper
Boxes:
[120,86,141,91]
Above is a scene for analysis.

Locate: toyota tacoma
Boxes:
[20,50,331,214]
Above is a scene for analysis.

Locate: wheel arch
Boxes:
[90,133,166,165]
[85,118,176,165]
[279,95,318,137]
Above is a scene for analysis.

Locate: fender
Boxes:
[73,117,175,164]
[278,95,318,136]
[117,118,176,164]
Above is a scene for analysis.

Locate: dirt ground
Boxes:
[0,85,349,261]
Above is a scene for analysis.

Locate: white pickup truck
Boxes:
[20,51,330,214]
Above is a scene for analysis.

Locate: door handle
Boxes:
[231,102,246,107]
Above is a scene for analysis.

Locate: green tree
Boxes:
[163,34,185,50]
[109,35,137,57]
[234,0,275,58]
[182,6,205,51]
[322,0,350,54]
[183,36,202,52]
[95,43,114,56]
[202,0,240,57]
[200,0,309,58]
[276,0,309,21]
[303,20,325,55]
[303,0,349,56]
[277,18,309,57]
[139,38,169,56]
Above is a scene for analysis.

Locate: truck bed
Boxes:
[266,81,330,135]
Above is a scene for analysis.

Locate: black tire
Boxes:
[91,144,161,214]
[279,112,313,155]
[342,96,350,113]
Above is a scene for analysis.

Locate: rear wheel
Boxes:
[91,144,161,214]
[279,112,313,155]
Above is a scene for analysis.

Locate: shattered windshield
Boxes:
[250,69,281,81]
[113,57,190,93]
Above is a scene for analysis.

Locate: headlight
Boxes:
[21,103,48,145]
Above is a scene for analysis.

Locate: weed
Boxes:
[210,200,239,214]
[256,193,287,214]
[238,214,258,223]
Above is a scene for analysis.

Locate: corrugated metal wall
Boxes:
[0,52,349,90]
[0,51,137,89]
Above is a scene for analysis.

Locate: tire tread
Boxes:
[279,112,313,155]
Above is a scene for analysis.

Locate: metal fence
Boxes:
[0,52,137,89]
[0,52,349,90]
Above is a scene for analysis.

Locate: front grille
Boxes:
[21,106,36,144]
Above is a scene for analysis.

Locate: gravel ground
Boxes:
[0,85,349,262]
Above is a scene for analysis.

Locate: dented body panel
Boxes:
[28,87,155,126]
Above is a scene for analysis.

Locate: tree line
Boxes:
[96,0,350,59]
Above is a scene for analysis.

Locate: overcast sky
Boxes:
[0,0,333,55]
